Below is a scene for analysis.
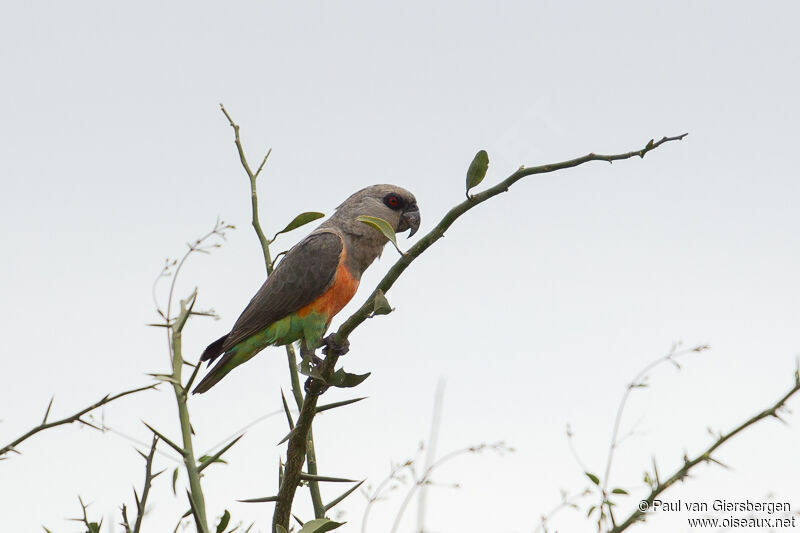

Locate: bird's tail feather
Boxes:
[192,351,235,394]
[193,345,262,394]
[200,334,228,364]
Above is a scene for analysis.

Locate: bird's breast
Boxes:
[296,258,359,321]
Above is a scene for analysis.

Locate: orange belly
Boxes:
[296,259,359,321]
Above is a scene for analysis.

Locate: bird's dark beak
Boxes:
[401,205,421,238]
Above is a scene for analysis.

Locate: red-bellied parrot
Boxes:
[193,184,420,394]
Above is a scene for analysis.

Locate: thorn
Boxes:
[706,455,730,470]
[771,411,789,425]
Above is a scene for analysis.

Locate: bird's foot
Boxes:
[322,334,350,357]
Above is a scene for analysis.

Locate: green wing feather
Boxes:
[193,231,343,394]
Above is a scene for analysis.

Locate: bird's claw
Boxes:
[322,334,350,357]
[302,336,347,395]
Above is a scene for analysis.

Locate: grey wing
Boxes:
[220,231,344,352]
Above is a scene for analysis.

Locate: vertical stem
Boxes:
[249,174,273,271]
[172,323,209,533]
[417,380,445,531]
[272,355,334,531]
[305,425,325,518]
[258,187,325,518]
[282,340,325,517]
[221,104,326,523]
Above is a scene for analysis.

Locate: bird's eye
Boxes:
[384,194,402,209]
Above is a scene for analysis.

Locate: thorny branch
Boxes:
[609,368,800,533]
[389,442,512,533]
[147,219,234,533]
[272,133,688,531]
[121,435,163,533]
[0,384,157,457]
[168,291,210,533]
[533,489,592,533]
[358,436,512,533]
[598,342,709,527]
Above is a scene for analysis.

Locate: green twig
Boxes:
[171,294,210,533]
[132,435,161,533]
[220,103,273,268]
[154,220,233,533]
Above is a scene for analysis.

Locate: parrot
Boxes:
[192,184,420,394]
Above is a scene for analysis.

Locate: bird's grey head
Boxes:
[333,184,421,238]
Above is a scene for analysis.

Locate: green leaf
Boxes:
[198,455,228,466]
[88,523,101,533]
[216,510,230,533]
[276,526,289,533]
[298,518,346,533]
[357,215,402,255]
[272,212,325,240]
[465,149,489,197]
[328,368,370,388]
[585,472,600,485]
[172,467,179,496]
[611,488,629,495]
[372,290,393,316]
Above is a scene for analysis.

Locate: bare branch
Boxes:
[599,343,708,524]
[1,384,157,457]
[220,103,273,270]
[609,374,800,533]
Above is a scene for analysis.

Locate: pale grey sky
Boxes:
[1,1,799,532]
